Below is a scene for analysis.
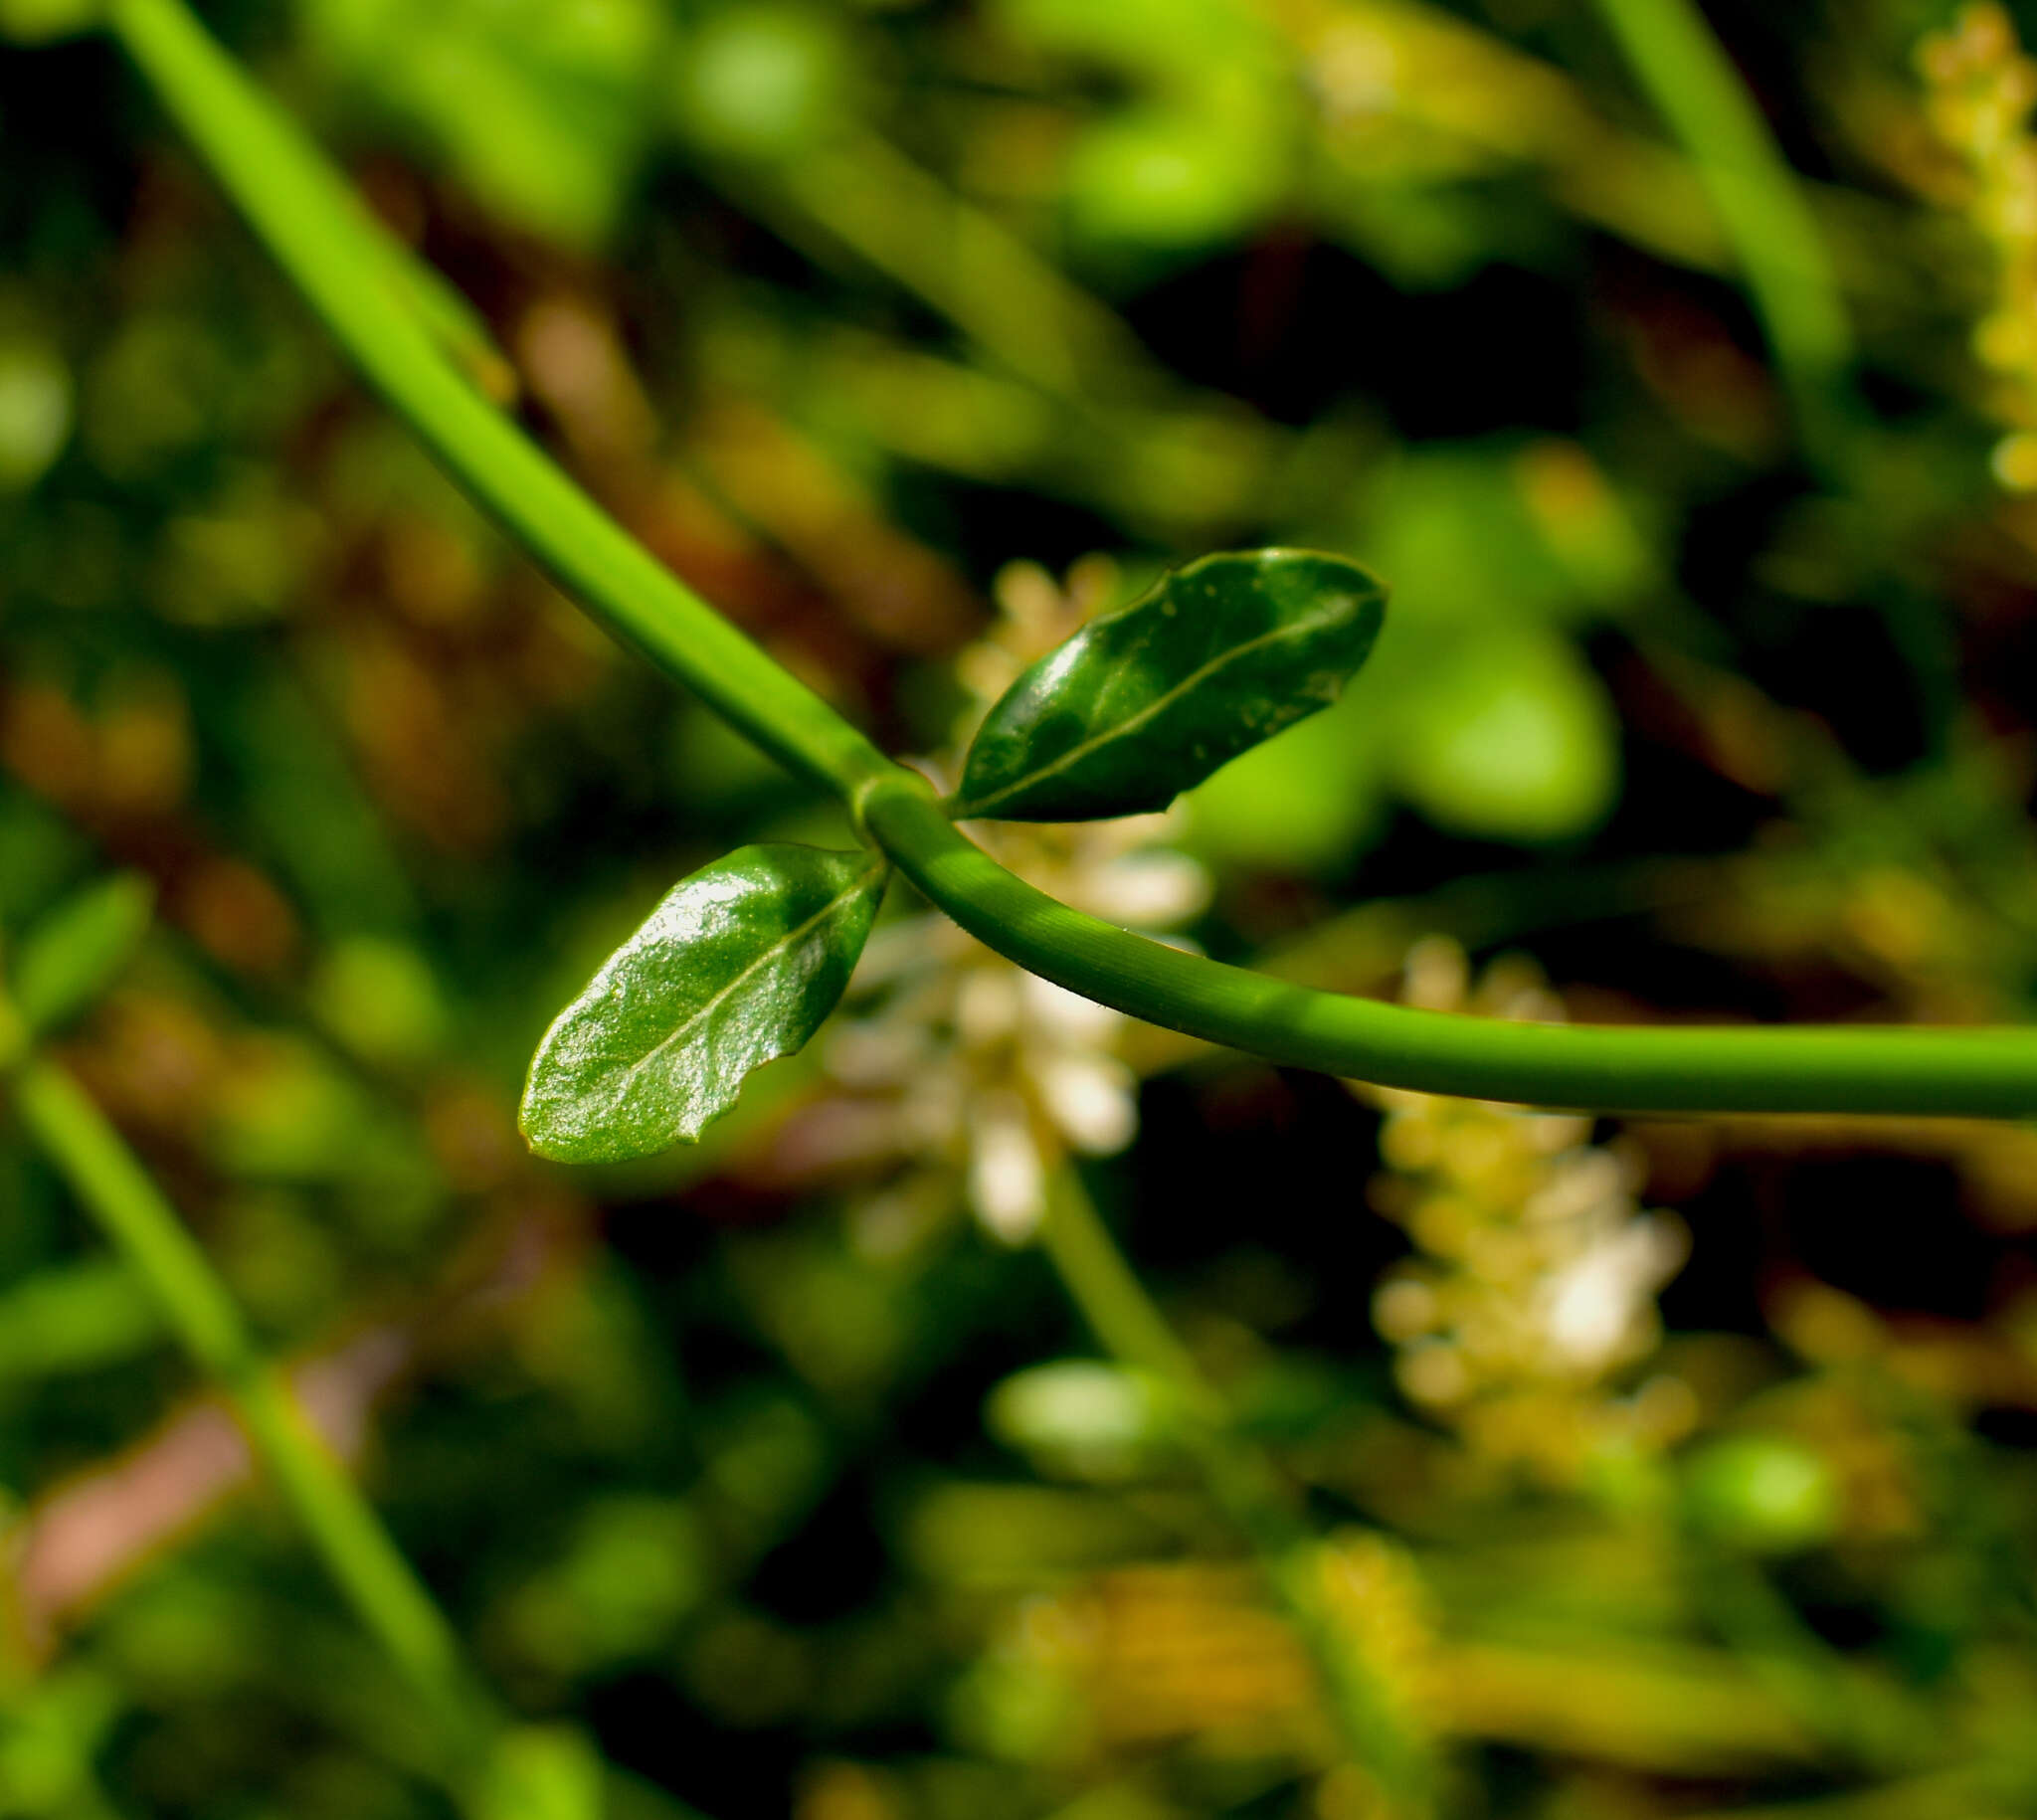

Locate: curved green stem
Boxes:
[108,0,2037,1120]
[863,774,2037,1115]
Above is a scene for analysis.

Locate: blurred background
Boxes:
[9,0,2037,1815]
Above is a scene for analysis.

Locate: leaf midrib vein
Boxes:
[957,600,1353,818]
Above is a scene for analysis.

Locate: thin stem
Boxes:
[1,1022,490,1760]
[1592,4,1962,751]
[108,0,2037,1120]
[1038,1168,1434,1813]
[1035,1171,1212,1401]
[1590,0,1858,466]
[863,777,2037,1116]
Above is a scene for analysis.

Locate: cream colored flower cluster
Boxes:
[828,558,1209,1250]
[1360,939,1694,1480]
[1918,4,2037,488]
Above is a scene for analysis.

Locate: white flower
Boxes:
[1536,1213,1688,1376]
[969,1092,1049,1244]
[1357,939,1695,1476]
[817,556,1208,1245]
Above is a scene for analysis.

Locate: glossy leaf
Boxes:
[952,548,1387,822]
[521,844,884,1164]
[11,872,156,1035]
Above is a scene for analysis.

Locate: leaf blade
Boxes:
[520,844,885,1164]
[953,548,1387,822]
[12,872,157,1036]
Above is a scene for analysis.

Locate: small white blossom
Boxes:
[1358,939,1695,1480]
[1538,1213,1688,1375]
[970,1092,1049,1243]
[818,557,1209,1246]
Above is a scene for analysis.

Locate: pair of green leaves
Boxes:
[521,549,1386,1164]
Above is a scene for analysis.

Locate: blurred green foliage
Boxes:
[11,2,2037,1818]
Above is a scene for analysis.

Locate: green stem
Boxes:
[1590,0,1858,466]
[861,776,2037,1115]
[107,0,2037,1120]
[1035,1171,1211,1402]
[2,1032,490,1759]
[1039,1169,1433,1812]
[1694,1543,1924,1771]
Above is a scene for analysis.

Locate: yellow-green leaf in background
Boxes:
[1390,630,1619,842]
[297,0,667,246]
[10,871,155,1037]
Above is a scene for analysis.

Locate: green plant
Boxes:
[93,0,2037,1126]
[523,548,1387,1161]
[14,6,2037,1819]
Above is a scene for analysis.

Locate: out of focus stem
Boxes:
[1039,1169,1435,1813]
[0,997,492,1765]
[1590,0,1858,468]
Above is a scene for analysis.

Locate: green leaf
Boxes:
[1391,630,1618,842]
[1683,1435,1839,1556]
[0,1259,161,1383]
[300,0,666,246]
[476,1724,606,1820]
[521,844,885,1164]
[985,1360,1180,1482]
[669,6,853,162]
[11,871,155,1035]
[952,548,1386,822]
